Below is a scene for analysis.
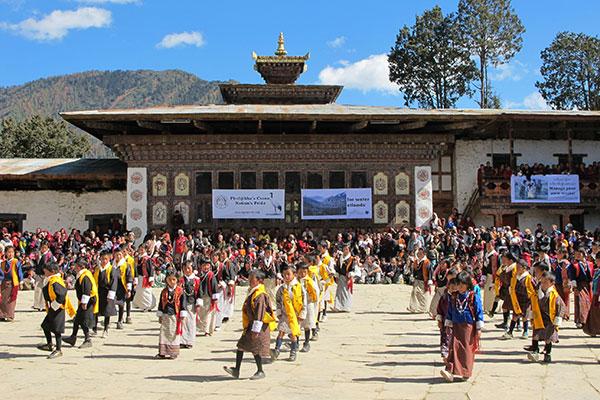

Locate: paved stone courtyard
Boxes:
[2,285,599,400]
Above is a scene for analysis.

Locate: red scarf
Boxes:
[160,286,183,334]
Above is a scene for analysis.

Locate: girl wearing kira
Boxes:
[441,270,484,383]
[224,269,276,380]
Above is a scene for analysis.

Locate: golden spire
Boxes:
[275,32,287,56]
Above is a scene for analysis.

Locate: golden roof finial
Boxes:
[275,32,287,56]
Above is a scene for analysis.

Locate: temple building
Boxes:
[1,34,598,236]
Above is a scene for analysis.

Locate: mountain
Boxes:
[0,69,231,156]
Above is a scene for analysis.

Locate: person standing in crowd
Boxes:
[179,260,201,349]
[38,262,76,359]
[552,247,572,321]
[334,243,357,312]
[224,269,275,380]
[482,241,499,316]
[33,241,54,311]
[260,247,277,308]
[440,271,484,383]
[583,253,600,336]
[198,258,219,336]
[133,241,157,311]
[93,250,118,338]
[156,272,185,359]
[297,262,318,353]
[570,248,593,329]
[429,258,450,318]
[64,258,97,349]
[113,248,133,330]
[502,259,535,340]
[124,246,136,324]
[408,247,431,313]
[0,246,22,321]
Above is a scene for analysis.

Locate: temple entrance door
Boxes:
[501,213,518,229]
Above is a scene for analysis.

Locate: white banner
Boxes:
[212,189,285,219]
[301,188,372,220]
[511,174,580,203]
[414,166,433,228]
[127,167,147,246]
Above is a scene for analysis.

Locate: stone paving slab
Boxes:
[1,285,599,399]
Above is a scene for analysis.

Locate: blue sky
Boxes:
[0,0,598,109]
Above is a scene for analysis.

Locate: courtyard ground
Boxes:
[2,284,599,400]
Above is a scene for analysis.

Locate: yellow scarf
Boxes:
[93,263,112,285]
[319,253,334,303]
[494,263,512,297]
[117,260,127,289]
[241,284,277,331]
[532,286,559,330]
[3,259,19,286]
[282,281,303,337]
[78,269,99,314]
[47,275,76,318]
[302,276,318,303]
[126,255,136,279]
[510,270,536,316]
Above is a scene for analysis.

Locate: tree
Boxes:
[388,6,477,109]
[458,0,525,108]
[536,32,600,110]
[0,115,90,158]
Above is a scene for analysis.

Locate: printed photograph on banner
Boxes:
[511,175,580,203]
[301,188,372,220]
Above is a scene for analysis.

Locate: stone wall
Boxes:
[1,190,126,232]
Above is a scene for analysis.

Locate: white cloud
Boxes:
[77,0,139,3]
[505,91,550,110]
[318,54,397,94]
[327,36,346,48]
[0,7,111,41]
[491,60,528,82]
[157,31,205,49]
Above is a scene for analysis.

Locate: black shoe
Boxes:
[79,340,92,349]
[116,322,124,330]
[223,366,240,379]
[37,343,53,352]
[523,345,537,352]
[222,317,229,323]
[542,354,552,363]
[47,350,63,359]
[125,317,132,324]
[249,371,265,380]
[311,332,319,341]
[495,323,507,330]
[288,346,297,362]
[90,329,98,337]
[63,336,77,347]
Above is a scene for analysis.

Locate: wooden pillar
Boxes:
[508,121,514,168]
[567,127,573,172]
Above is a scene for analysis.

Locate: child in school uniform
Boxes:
[156,272,185,359]
[502,259,535,340]
[272,263,306,362]
[297,262,318,353]
[526,271,566,363]
[441,270,484,383]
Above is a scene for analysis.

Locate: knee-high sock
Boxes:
[82,325,90,341]
[55,333,62,351]
[44,328,52,345]
[253,354,263,373]
[531,339,539,352]
[508,320,517,335]
[544,342,552,355]
[304,329,310,345]
[523,320,529,333]
[104,316,111,330]
[118,305,124,323]
[275,337,283,351]
[126,299,131,318]
[234,350,243,370]
[503,311,510,326]
[71,320,79,338]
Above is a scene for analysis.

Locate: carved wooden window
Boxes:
[307,172,323,189]
[351,171,368,188]
[196,202,212,224]
[285,172,301,193]
[218,172,234,189]
[241,172,256,189]
[263,172,279,189]
[195,172,212,195]
[329,171,345,188]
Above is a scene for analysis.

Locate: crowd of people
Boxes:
[0,221,599,381]
[477,161,600,183]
